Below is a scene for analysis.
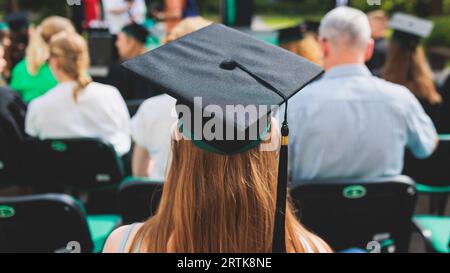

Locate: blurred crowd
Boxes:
[0,1,449,253]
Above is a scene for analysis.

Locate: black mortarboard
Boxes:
[390,13,434,49]
[122,22,150,45]
[5,12,29,33]
[277,24,306,44]
[121,24,324,253]
[304,19,321,34]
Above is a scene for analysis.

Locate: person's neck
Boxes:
[125,46,147,60]
[57,74,76,83]
[323,53,366,71]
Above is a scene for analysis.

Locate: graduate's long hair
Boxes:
[382,43,441,105]
[49,32,92,102]
[130,122,331,253]
[26,16,75,75]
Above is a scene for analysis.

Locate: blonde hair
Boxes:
[26,16,75,75]
[280,33,323,66]
[382,43,441,105]
[165,16,213,44]
[49,32,92,102]
[130,125,332,253]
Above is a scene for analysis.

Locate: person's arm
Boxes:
[103,224,143,253]
[405,91,439,159]
[103,225,130,253]
[24,101,39,137]
[130,103,155,178]
[132,144,155,178]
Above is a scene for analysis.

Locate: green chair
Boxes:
[403,135,450,215]
[413,215,450,253]
[291,176,417,252]
[0,194,121,253]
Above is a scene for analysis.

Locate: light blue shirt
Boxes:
[288,64,437,183]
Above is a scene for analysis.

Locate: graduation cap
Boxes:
[390,13,434,49]
[122,22,150,45]
[5,12,29,33]
[277,24,306,44]
[121,24,324,253]
[304,19,321,34]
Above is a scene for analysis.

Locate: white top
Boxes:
[26,81,131,156]
[131,94,178,181]
[102,0,132,34]
[130,0,147,24]
[287,64,437,183]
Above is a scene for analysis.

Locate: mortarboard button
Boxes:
[220,59,237,70]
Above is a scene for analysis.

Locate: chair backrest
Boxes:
[0,131,26,186]
[290,176,417,252]
[403,135,450,187]
[0,194,93,253]
[26,138,125,190]
[88,28,115,67]
[117,179,164,224]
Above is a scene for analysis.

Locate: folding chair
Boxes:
[0,133,27,187]
[0,194,121,253]
[290,176,417,252]
[26,138,125,191]
[403,135,450,252]
[403,135,450,215]
[413,215,450,253]
[117,178,164,224]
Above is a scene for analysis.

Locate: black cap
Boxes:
[390,13,434,49]
[5,12,29,33]
[304,19,321,34]
[121,24,324,252]
[122,22,150,45]
[277,24,306,44]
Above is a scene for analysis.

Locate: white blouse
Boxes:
[26,81,131,156]
[131,94,178,181]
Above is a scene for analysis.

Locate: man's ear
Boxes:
[319,38,329,58]
[364,38,375,62]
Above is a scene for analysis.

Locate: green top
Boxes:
[10,59,58,103]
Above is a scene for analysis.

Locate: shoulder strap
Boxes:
[119,224,137,253]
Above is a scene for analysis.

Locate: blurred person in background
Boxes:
[278,24,323,66]
[4,12,30,80]
[0,41,27,146]
[288,7,438,183]
[365,10,389,76]
[382,14,444,130]
[0,40,28,197]
[102,0,147,35]
[130,16,211,181]
[25,32,131,156]
[440,76,450,133]
[106,22,160,100]
[84,0,102,29]
[152,0,199,33]
[10,16,76,103]
[0,22,11,84]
